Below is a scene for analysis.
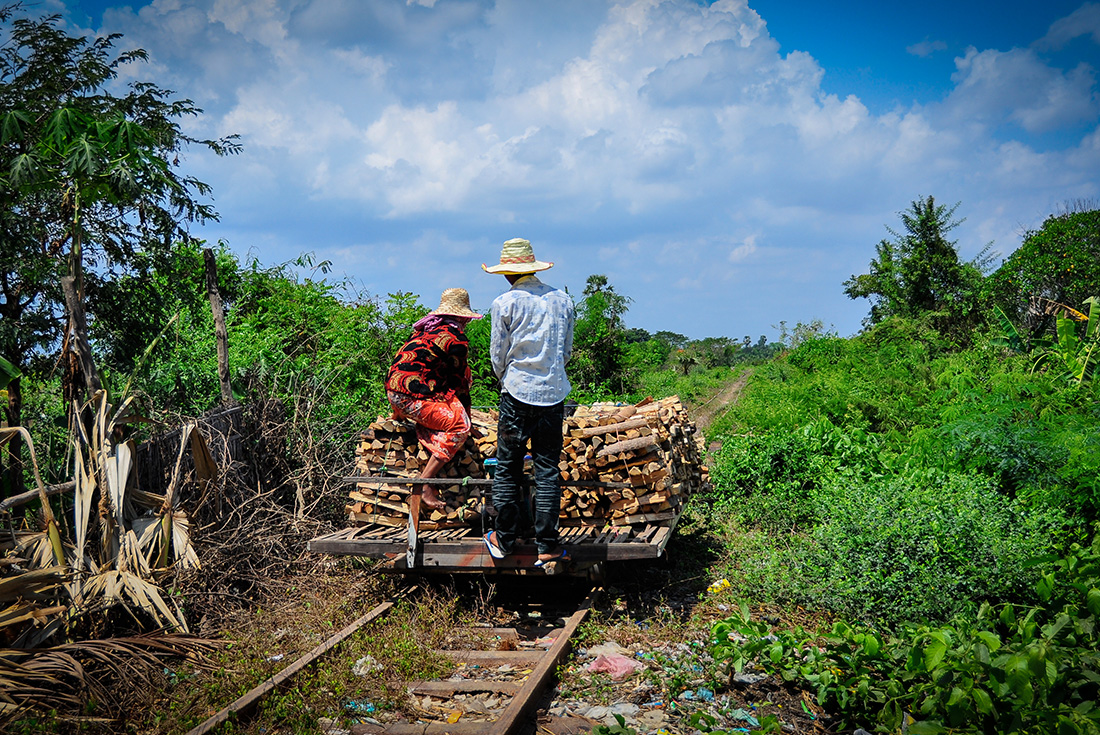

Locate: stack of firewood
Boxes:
[345,397,708,529]
[560,397,707,525]
[347,410,496,529]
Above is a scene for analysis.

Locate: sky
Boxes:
[36,0,1100,340]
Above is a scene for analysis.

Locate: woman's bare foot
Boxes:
[419,489,446,511]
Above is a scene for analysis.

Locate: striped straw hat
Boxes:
[481,238,554,275]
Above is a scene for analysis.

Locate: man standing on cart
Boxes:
[482,238,575,567]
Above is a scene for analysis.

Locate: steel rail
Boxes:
[184,589,412,735]
[354,586,602,735]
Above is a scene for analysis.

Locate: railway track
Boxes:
[186,584,602,735]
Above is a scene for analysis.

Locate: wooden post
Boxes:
[60,275,101,401]
[203,248,234,405]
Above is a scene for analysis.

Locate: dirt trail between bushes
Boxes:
[690,369,752,437]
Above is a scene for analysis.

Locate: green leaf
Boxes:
[975,631,1001,652]
[769,642,784,663]
[0,110,29,145]
[1088,587,1100,618]
[1027,644,1046,677]
[972,687,994,715]
[1036,572,1055,601]
[0,355,20,391]
[907,720,948,735]
[946,686,967,706]
[64,134,100,177]
[924,637,948,671]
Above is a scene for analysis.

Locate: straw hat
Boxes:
[430,288,481,319]
[482,238,554,275]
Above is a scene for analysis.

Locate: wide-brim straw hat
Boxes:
[482,238,554,275]
[430,288,482,319]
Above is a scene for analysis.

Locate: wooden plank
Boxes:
[610,527,634,543]
[489,588,601,735]
[650,526,671,548]
[437,650,543,665]
[411,680,521,696]
[655,510,684,557]
[309,539,659,563]
[454,626,559,641]
[185,596,398,735]
[341,476,632,490]
[356,722,491,735]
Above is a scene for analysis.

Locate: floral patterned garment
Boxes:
[386,390,471,462]
[385,320,472,408]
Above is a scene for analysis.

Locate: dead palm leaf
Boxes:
[78,569,187,632]
[0,631,218,724]
[0,428,64,569]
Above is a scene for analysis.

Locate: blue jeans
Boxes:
[492,392,564,555]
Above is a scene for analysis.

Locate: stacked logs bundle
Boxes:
[346,397,708,530]
[560,397,708,525]
[347,410,497,530]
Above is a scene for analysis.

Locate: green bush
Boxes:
[711,528,1100,735]
[806,470,1065,624]
[710,418,882,532]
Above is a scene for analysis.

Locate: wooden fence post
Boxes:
[203,248,234,405]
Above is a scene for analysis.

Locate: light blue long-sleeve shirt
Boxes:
[490,274,575,406]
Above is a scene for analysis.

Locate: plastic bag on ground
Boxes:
[586,653,644,679]
[585,640,631,657]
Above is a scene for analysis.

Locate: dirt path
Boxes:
[691,368,752,435]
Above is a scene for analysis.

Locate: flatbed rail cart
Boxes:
[309,396,704,578]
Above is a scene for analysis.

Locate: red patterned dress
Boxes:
[385,319,472,461]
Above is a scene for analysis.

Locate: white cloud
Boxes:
[907,39,947,57]
[728,235,757,263]
[944,46,1099,133]
[1038,2,1100,48]
[59,0,1100,339]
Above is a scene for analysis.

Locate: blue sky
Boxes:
[41,0,1100,340]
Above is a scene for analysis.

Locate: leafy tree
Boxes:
[0,8,237,492]
[654,331,689,350]
[843,196,990,341]
[569,274,633,395]
[986,208,1100,338]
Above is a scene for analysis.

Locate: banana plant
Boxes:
[1031,296,1099,384]
[989,306,1052,354]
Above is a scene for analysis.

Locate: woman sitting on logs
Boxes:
[385,288,481,511]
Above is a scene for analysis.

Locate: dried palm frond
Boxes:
[0,567,69,604]
[0,428,64,570]
[78,569,187,632]
[133,424,205,572]
[0,567,69,640]
[0,632,220,724]
[1027,295,1089,322]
